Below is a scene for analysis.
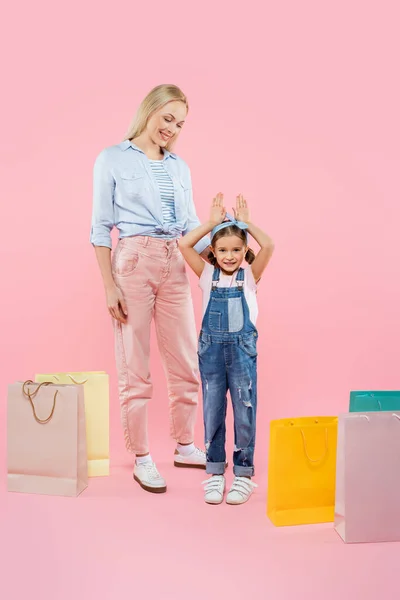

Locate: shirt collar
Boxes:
[119,140,177,160]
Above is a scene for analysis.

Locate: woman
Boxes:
[91,84,210,494]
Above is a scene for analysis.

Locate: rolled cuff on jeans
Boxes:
[233,465,255,477]
[206,461,226,475]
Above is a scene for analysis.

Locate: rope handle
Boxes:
[22,380,58,424]
[300,427,329,463]
[38,374,88,385]
[66,374,88,385]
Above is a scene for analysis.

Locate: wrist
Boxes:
[104,279,116,292]
[206,219,219,229]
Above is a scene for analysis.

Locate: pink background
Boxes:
[2,1,400,598]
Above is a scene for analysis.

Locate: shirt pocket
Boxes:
[119,171,146,198]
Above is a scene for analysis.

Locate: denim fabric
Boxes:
[90,141,210,254]
[199,267,258,477]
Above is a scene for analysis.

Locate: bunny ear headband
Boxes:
[210,213,248,241]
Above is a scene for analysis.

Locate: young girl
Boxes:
[179,193,274,504]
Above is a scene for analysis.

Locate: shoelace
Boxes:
[229,477,258,497]
[143,462,162,481]
[202,476,225,493]
[193,447,206,458]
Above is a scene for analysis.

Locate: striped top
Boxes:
[149,160,176,236]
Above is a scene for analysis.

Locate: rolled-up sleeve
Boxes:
[90,150,115,248]
[182,169,210,254]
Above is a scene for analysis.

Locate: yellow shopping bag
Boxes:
[35,372,109,477]
[267,416,338,526]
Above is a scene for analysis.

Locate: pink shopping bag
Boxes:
[7,380,88,497]
[335,411,400,543]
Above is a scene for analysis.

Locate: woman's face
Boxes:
[147,101,187,148]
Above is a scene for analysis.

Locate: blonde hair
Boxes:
[124,84,189,151]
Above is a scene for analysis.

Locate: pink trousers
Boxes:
[112,236,199,455]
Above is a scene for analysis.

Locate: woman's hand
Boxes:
[233,194,251,224]
[106,283,128,324]
[209,193,226,226]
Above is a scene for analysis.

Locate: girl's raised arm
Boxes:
[179,193,226,278]
[234,194,275,282]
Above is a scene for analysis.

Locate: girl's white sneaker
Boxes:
[202,475,226,504]
[226,477,257,505]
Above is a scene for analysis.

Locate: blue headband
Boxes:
[211,213,248,241]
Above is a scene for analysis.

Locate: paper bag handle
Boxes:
[22,380,58,424]
[66,374,88,385]
[300,428,328,463]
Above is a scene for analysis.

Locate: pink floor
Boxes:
[2,457,398,600]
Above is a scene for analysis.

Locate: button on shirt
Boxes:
[90,141,210,253]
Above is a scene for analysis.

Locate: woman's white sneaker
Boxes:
[133,461,167,493]
[226,477,257,505]
[202,475,226,504]
[174,447,207,469]
[174,447,228,470]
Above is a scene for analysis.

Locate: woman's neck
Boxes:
[131,135,164,160]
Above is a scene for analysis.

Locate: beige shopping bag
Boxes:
[35,372,109,477]
[7,380,88,497]
[335,412,400,543]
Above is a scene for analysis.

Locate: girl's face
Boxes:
[213,235,247,274]
[146,101,187,148]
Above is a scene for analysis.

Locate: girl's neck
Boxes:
[217,265,240,277]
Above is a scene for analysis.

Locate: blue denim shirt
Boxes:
[90,141,210,253]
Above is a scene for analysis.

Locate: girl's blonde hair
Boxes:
[124,84,189,152]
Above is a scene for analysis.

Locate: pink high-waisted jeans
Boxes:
[112,236,199,455]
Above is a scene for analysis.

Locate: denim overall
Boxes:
[198,267,258,477]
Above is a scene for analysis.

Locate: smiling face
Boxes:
[212,230,248,274]
[146,100,187,148]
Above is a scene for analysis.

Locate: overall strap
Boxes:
[211,267,221,290]
[236,268,245,289]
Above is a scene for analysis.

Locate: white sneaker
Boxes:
[202,475,226,505]
[226,477,257,505]
[174,447,207,469]
[133,461,167,494]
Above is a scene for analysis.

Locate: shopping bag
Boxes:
[35,372,109,477]
[267,416,338,526]
[335,412,400,543]
[349,390,400,412]
[7,380,88,496]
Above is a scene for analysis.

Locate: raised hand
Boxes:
[209,192,226,226]
[233,194,251,224]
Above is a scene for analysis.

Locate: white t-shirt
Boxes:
[199,263,259,326]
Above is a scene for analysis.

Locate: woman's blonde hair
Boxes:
[124,84,189,151]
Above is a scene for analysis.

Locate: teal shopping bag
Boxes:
[349,391,400,412]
